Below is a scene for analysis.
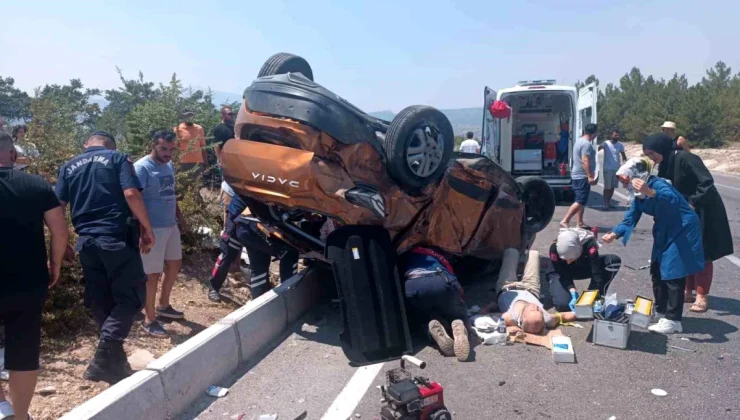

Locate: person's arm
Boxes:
[550,243,575,292]
[117,153,154,253]
[619,144,628,163]
[547,311,578,329]
[682,153,715,207]
[605,199,643,243]
[44,206,70,287]
[176,202,187,233]
[200,128,208,164]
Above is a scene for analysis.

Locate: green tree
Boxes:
[0,76,31,121]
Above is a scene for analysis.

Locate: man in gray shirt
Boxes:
[560,123,598,229]
[134,130,187,337]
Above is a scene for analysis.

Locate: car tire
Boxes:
[257,53,314,81]
[516,176,555,234]
[384,105,454,194]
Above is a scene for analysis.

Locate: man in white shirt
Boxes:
[459,132,480,154]
[598,130,627,210]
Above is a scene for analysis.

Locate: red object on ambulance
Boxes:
[489,100,512,119]
[545,143,557,160]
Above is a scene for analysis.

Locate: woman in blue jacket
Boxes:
[602,156,704,334]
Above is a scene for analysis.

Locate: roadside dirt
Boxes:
[5,250,284,420]
[624,142,740,174]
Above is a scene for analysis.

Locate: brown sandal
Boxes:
[689,300,708,313]
[684,294,696,304]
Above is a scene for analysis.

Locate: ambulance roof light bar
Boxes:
[515,79,557,87]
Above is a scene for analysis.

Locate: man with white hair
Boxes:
[661,121,690,152]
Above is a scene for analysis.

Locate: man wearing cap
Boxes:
[661,121,690,152]
[174,110,207,179]
[56,131,155,384]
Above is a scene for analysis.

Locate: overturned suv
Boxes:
[220,53,555,264]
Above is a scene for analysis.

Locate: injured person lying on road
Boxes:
[487,249,577,335]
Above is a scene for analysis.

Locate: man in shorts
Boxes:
[560,123,598,228]
[134,130,187,337]
[599,130,627,210]
[0,131,69,419]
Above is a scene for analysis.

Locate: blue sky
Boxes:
[1,0,739,111]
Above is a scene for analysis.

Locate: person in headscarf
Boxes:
[642,133,733,313]
[603,155,704,334]
[549,228,622,311]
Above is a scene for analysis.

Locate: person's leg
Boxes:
[651,264,667,316]
[495,248,521,293]
[665,277,686,322]
[520,250,541,299]
[8,371,37,419]
[209,218,242,296]
[79,246,114,331]
[404,273,455,357]
[692,262,714,312]
[603,188,613,209]
[140,227,167,325]
[278,249,299,282]
[144,273,161,325]
[560,202,582,227]
[104,246,147,343]
[157,226,183,317]
[246,246,272,298]
[685,275,696,303]
[2,297,44,420]
[562,179,587,226]
[576,182,591,227]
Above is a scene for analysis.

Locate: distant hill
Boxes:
[370,107,482,138]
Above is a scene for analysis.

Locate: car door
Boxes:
[576,82,598,140]
[576,83,599,176]
[481,86,499,161]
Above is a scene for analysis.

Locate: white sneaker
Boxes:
[653,312,666,322]
[648,318,683,334]
[0,400,14,420]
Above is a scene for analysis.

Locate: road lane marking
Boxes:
[724,255,740,268]
[321,362,384,420]
[715,183,740,192]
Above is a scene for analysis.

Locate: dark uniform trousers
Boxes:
[77,236,146,343]
[210,215,298,293]
[403,270,468,330]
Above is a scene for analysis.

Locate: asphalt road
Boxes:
[182,171,740,420]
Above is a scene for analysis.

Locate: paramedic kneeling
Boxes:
[401,248,470,362]
[549,228,622,311]
[56,131,155,385]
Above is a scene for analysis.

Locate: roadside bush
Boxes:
[17,75,226,341]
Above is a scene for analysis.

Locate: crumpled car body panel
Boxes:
[221,99,525,261]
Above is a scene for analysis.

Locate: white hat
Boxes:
[661,121,677,129]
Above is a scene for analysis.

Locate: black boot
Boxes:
[84,341,128,385]
[112,342,134,378]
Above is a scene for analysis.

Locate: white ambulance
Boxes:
[481,80,598,202]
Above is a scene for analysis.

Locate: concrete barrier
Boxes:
[59,370,166,420]
[60,268,324,420]
[277,269,322,324]
[148,322,240,417]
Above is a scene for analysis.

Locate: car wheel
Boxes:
[257,53,314,81]
[384,105,454,194]
[516,176,555,234]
